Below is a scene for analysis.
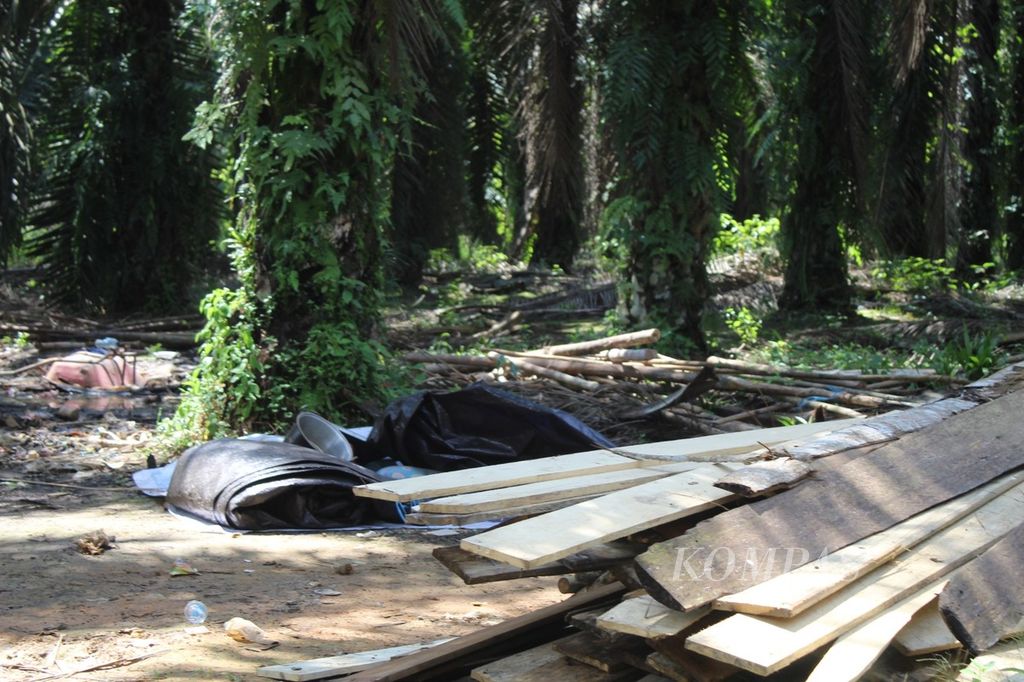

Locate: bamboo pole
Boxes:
[534,328,661,357]
[487,352,600,391]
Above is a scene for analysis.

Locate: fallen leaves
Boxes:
[74,530,114,555]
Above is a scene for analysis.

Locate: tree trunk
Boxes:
[524,0,584,270]
[1006,6,1024,269]
[780,0,864,312]
[956,0,1000,275]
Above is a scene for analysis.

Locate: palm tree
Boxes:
[26,0,221,312]
[0,0,59,265]
[956,0,1000,275]
[600,0,752,352]
[174,0,457,435]
[778,0,871,312]
[1005,3,1024,269]
[874,0,942,258]
[473,0,584,270]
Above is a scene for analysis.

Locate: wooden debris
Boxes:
[684,481,1024,675]
[343,582,626,681]
[354,420,853,502]
[782,397,977,460]
[713,458,811,497]
[432,542,642,585]
[257,639,454,681]
[405,493,605,525]
[553,631,649,673]
[470,638,639,681]
[804,588,943,682]
[460,463,743,569]
[894,602,966,655]
[635,391,1024,612]
[488,351,601,391]
[712,471,1024,617]
[939,520,1024,654]
[415,463,701,515]
[354,451,642,502]
[538,328,660,356]
[595,596,710,640]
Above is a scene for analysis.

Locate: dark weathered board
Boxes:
[939,520,1024,654]
[553,631,650,673]
[635,390,1024,611]
[433,542,641,585]
[344,582,626,682]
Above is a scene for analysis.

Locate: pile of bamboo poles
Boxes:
[405,328,962,434]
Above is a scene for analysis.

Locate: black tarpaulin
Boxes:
[166,439,383,530]
[364,383,614,470]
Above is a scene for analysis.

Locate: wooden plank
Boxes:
[405,493,604,525]
[805,587,944,682]
[636,391,1024,612]
[470,638,640,682]
[354,451,642,502]
[644,652,689,681]
[353,420,855,502]
[647,636,746,682]
[343,581,626,682]
[894,602,964,655]
[683,482,1024,676]
[713,471,1024,617]
[461,464,741,569]
[417,463,700,514]
[595,597,710,640]
[783,397,976,461]
[713,458,811,497]
[257,638,454,681]
[940,521,1024,654]
[432,542,640,585]
[553,631,649,673]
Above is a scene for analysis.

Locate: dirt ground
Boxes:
[0,357,563,681]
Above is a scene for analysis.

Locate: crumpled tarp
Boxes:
[166,439,384,530]
[364,383,614,470]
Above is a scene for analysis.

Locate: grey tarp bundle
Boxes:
[166,439,383,530]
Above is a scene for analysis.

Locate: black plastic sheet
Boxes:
[166,439,384,530]
[364,383,614,470]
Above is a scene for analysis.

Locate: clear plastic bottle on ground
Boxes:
[184,600,208,624]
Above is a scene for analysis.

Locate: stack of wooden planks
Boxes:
[259,361,1024,681]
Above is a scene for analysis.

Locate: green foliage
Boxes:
[753,338,930,374]
[427,235,516,274]
[870,257,1015,293]
[871,257,958,292]
[932,329,1003,380]
[167,0,452,445]
[723,306,762,346]
[713,214,780,259]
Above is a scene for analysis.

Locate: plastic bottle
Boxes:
[184,600,208,624]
